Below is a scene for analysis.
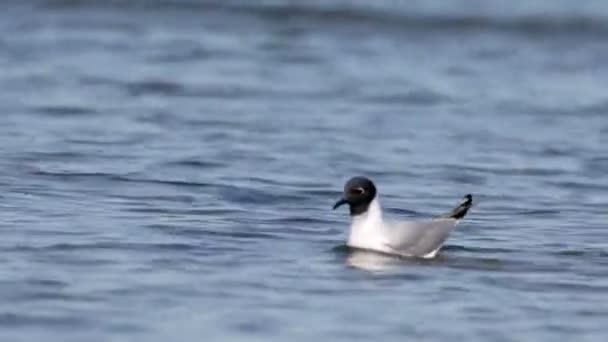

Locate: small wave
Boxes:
[115,176,214,189]
[388,208,423,217]
[540,146,578,157]
[516,209,562,216]
[125,80,185,96]
[499,100,608,118]
[22,151,88,161]
[202,229,286,241]
[125,207,236,216]
[13,242,200,254]
[270,216,335,225]
[32,105,96,116]
[583,156,608,176]
[24,278,68,288]
[442,163,569,177]
[163,159,226,169]
[124,79,271,99]
[441,244,516,254]
[32,170,122,181]
[0,312,91,328]
[41,0,608,37]
[444,172,486,186]
[65,137,149,146]
[553,249,608,258]
[357,89,453,106]
[148,46,210,63]
[20,291,102,303]
[544,180,608,191]
[218,185,306,205]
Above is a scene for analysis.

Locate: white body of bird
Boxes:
[347,198,459,258]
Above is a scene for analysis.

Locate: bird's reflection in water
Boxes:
[344,247,449,271]
[345,249,403,271]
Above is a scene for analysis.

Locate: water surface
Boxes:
[1,1,607,341]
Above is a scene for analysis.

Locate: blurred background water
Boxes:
[1,0,607,341]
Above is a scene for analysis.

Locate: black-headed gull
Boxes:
[333,176,473,258]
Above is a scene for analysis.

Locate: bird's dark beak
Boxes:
[333,198,348,210]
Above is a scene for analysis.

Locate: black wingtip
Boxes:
[449,194,473,219]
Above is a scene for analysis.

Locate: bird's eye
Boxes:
[350,187,365,195]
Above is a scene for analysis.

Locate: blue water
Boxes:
[1,1,608,341]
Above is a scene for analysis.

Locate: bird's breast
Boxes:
[347,217,390,252]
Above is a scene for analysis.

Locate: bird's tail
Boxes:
[441,194,473,219]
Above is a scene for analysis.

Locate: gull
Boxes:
[333,176,473,258]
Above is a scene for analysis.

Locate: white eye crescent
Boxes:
[351,187,365,195]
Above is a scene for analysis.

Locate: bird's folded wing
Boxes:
[385,219,457,256]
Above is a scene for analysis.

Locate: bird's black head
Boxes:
[332,176,377,216]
